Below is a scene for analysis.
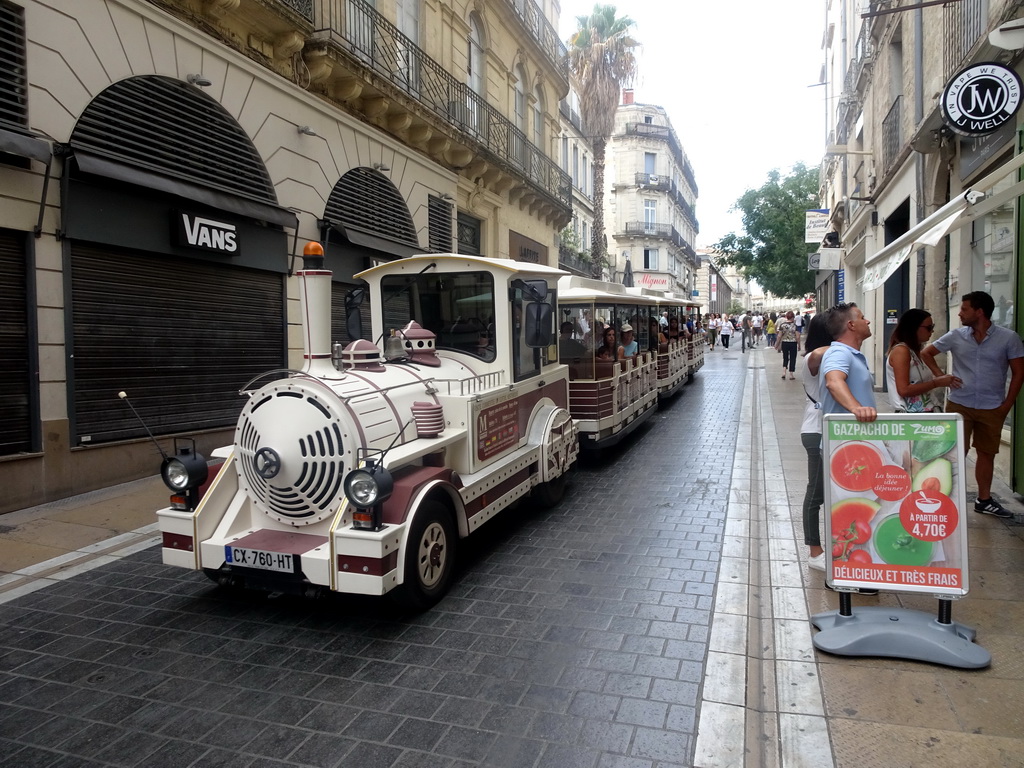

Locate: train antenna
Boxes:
[117,391,169,460]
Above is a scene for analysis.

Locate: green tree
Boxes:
[712,164,819,298]
[568,5,639,277]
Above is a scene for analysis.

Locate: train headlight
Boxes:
[344,458,393,530]
[160,440,208,511]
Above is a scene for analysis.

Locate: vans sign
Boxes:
[173,212,238,253]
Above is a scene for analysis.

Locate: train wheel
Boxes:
[532,473,567,508]
[394,501,456,611]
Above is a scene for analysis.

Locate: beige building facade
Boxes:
[0,0,571,512]
[605,96,700,295]
[821,0,1024,490]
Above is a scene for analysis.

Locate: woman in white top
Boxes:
[799,314,835,572]
[884,309,958,412]
[719,314,733,349]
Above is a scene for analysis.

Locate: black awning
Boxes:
[0,127,51,163]
[325,220,422,258]
[73,151,298,229]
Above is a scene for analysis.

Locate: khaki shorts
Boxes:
[946,401,1004,455]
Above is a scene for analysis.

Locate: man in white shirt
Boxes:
[751,313,763,347]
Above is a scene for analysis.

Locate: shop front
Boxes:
[55,75,296,482]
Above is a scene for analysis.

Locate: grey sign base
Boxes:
[811,606,991,669]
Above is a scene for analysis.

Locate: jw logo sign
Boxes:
[941,62,1022,137]
[173,212,238,253]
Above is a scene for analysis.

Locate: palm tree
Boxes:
[568,5,638,278]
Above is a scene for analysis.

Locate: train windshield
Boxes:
[380,271,496,362]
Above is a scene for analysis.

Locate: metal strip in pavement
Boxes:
[0,528,161,605]
[694,358,835,768]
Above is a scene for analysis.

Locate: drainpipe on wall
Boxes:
[914,7,926,308]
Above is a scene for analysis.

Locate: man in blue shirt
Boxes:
[820,303,877,422]
[921,291,1024,518]
[818,302,879,596]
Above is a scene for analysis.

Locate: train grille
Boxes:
[235,382,350,526]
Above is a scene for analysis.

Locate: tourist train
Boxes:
[155,244,704,608]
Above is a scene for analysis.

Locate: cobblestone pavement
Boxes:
[0,354,744,768]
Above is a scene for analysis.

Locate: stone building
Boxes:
[556,84,597,277]
[0,0,572,511]
[821,0,1024,489]
[605,92,700,294]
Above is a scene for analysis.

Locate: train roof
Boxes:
[558,276,688,307]
[356,253,568,280]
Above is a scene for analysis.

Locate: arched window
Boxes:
[468,14,484,95]
[532,85,544,146]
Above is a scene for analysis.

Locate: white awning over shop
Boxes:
[861,152,1024,291]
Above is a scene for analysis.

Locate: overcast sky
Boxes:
[557,0,827,248]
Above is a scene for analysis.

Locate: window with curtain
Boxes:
[533,85,544,146]
[468,14,484,94]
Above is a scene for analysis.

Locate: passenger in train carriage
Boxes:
[595,326,623,361]
[620,324,638,359]
[559,321,588,359]
[650,316,668,346]
[668,316,681,339]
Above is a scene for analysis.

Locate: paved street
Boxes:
[2,345,1023,768]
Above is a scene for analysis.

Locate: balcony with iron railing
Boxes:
[944,0,985,77]
[881,95,902,171]
[621,222,695,254]
[635,171,670,190]
[558,242,595,276]
[503,0,569,87]
[309,0,571,214]
[559,100,584,133]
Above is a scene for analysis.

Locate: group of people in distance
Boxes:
[799,290,1024,591]
[705,310,813,356]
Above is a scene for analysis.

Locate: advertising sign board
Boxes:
[822,413,967,597]
[805,209,830,243]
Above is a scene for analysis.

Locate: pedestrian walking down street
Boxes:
[800,314,835,572]
[738,310,751,353]
[707,314,719,351]
[775,311,800,379]
[719,314,733,349]
[921,291,1024,518]
[766,312,777,348]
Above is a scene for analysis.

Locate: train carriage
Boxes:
[556,277,692,450]
[155,245,578,609]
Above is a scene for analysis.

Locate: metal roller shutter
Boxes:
[0,230,31,454]
[70,244,285,444]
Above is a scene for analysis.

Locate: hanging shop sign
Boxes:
[822,413,968,596]
[941,62,1023,137]
[805,209,830,243]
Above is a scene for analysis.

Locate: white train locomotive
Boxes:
[156,243,578,609]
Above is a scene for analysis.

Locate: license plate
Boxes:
[225,545,295,573]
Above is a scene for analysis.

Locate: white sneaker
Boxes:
[808,553,826,572]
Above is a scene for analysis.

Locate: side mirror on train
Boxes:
[524,302,554,347]
[345,288,365,340]
[512,278,549,303]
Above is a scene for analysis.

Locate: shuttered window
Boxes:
[70,244,285,444]
[0,1,27,130]
[0,229,32,454]
[427,195,453,252]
